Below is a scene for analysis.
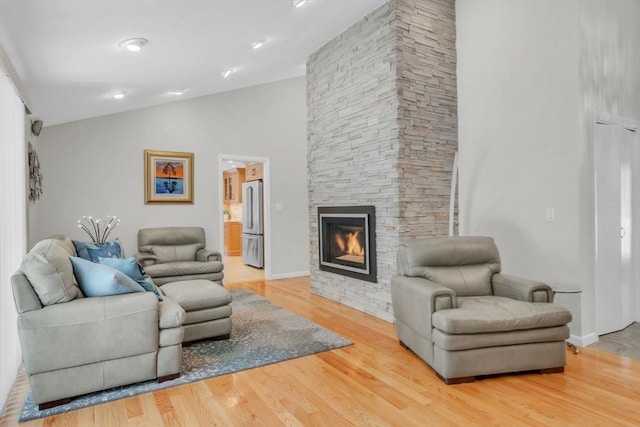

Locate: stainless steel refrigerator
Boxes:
[242,180,264,268]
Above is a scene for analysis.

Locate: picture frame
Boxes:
[144,150,194,204]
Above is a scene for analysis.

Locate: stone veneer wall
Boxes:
[396,0,458,237]
[307,0,457,322]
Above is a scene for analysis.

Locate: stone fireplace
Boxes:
[318,206,376,283]
[307,0,457,322]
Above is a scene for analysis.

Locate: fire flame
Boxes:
[335,231,364,256]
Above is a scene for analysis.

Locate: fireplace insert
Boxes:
[318,206,376,283]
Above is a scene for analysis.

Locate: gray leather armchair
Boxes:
[134,227,224,285]
[391,236,572,384]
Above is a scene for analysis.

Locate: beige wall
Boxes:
[456,0,640,342]
[29,77,310,278]
[578,0,640,336]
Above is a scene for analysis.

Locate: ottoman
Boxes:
[160,279,232,343]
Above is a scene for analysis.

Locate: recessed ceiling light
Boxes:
[292,0,309,8]
[109,90,127,99]
[170,89,185,95]
[119,38,148,52]
[251,39,267,49]
[221,69,234,78]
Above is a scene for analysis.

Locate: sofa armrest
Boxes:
[11,272,43,313]
[492,273,553,302]
[158,296,186,329]
[196,249,221,262]
[135,251,158,267]
[390,276,457,339]
[18,292,159,375]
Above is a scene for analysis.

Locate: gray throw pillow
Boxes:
[21,239,82,305]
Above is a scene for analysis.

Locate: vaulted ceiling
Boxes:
[0,0,387,126]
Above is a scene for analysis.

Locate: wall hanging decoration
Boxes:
[28,142,43,202]
[144,150,194,204]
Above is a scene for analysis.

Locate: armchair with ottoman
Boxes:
[12,236,186,409]
[135,227,232,342]
[134,227,224,285]
[391,236,572,384]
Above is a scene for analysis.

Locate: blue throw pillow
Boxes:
[98,257,163,301]
[137,277,164,301]
[73,240,123,262]
[98,257,145,280]
[70,256,145,297]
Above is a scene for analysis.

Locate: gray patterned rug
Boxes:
[19,288,353,422]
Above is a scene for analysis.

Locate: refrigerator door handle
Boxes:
[247,186,254,230]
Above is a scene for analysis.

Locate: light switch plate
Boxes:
[545,208,555,222]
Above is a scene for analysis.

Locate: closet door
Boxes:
[594,119,638,335]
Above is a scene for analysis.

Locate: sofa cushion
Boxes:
[21,239,83,305]
[150,244,202,263]
[432,296,572,334]
[70,256,146,297]
[145,261,223,278]
[73,240,123,262]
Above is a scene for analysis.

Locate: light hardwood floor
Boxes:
[2,277,639,426]
[222,256,264,283]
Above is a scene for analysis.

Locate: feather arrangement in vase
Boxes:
[77,215,120,243]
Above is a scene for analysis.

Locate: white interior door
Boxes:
[594,117,639,335]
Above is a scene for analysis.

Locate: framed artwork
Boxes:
[144,150,194,204]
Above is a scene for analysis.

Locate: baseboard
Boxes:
[268,271,310,280]
[568,332,598,348]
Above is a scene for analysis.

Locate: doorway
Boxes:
[594,114,640,335]
[218,154,270,282]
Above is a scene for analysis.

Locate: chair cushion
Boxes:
[145,261,223,278]
[151,244,202,263]
[432,296,572,334]
[432,325,570,351]
[161,279,232,312]
[138,227,206,252]
[398,236,501,296]
[422,265,495,297]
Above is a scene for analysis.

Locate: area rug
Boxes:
[19,288,353,422]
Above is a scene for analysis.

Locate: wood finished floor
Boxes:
[2,277,639,426]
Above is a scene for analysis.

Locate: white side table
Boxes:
[551,284,582,355]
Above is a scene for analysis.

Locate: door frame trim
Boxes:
[218,154,271,279]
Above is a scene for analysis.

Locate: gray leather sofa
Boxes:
[391,236,572,384]
[12,237,186,409]
[134,227,224,285]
